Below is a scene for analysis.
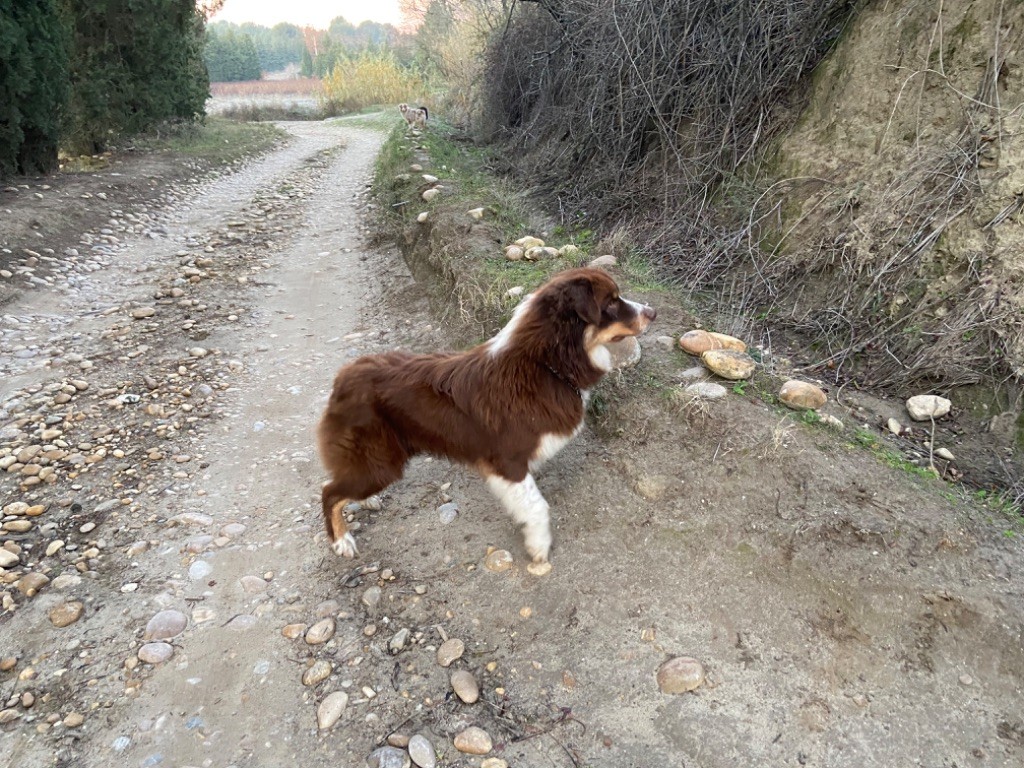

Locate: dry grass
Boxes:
[321,54,428,115]
[210,79,322,97]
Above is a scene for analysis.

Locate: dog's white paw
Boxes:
[332,532,358,558]
[524,525,551,564]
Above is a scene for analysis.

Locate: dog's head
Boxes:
[398,103,409,114]
[530,268,656,375]
[543,266,655,336]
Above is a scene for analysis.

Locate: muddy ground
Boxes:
[1,118,1023,768]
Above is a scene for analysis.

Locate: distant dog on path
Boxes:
[398,103,428,129]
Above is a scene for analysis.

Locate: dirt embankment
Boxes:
[369,120,1024,767]
[750,0,1024,450]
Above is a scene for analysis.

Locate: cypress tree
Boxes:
[0,0,68,175]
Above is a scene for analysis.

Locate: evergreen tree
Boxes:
[62,0,209,153]
[0,0,68,175]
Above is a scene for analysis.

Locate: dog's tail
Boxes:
[420,106,429,121]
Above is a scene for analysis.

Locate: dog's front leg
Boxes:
[486,473,552,563]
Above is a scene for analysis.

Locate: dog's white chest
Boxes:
[531,419,584,470]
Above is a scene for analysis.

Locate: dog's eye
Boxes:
[611,334,626,342]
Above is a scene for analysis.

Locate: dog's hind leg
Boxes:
[485,473,552,563]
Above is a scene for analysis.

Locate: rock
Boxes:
[144,610,187,641]
[317,691,349,730]
[240,575,268,593]
[779,380,826,411]
[138,643,174,664]
[48,601,84,627]
[588,254,617,268]
[684,382,727,399]
[130,307,156,319]
[504,245,524,261]
[709,332,747,352]
[188,560,212,580]
[559,244,581,258]
[701,349,755,380]
[0,709,19,725]
[303,659,332,686]
[467,207,485,220]
[362,585,382,608]
[305,618,336,645]
[481,760,509,768]
[437,638,465,667]
[906,395,951,421]
[514,236,544,250]
[935,447,955,461]
[437,502,458,524]
[416,212,428,223]
[0,549,19,568]
[367,746,411,768]
[819,414,844,431]
[16,572,49,596]
[282,623,307,639]
[886,418,902,435]
[421,188,440,202]
[422,174,439,183]
[525,246,559,261]
[507,286,525,298]
[484,549,513,572]
[606,336,642,368]
[51,574,82,590]
[656,656,706,693]
[387,733,411,748]
[454,726,492,755]
[63,712,85,728]
[451,670,480,704]
[408,734,436,768]
[389,627,411,654]
[679,330,746,355]
[678,330,714,355]
[527,561,552,576]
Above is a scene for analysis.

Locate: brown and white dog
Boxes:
[398,103,428,129]
[317,268,656,563]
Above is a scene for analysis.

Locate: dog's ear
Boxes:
[567,278,601,325]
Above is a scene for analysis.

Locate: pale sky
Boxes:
[214,0,403,29]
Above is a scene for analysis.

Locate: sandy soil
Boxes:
[1,119,1022,768]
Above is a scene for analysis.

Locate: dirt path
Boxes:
[2,119,1023,768]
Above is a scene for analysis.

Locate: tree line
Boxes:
[0,0,209,176]
[204,17,417,83]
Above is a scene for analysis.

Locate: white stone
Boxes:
[906,395,951,421]
[408,734,436,768]
[317,691,348,730]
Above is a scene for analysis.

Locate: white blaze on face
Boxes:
[488,293,534,356]
[485,473,552,563]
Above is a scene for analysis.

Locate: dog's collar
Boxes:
[545,363,581,398]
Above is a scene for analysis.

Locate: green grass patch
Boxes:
[333,109,402,131]
[128,117,286,164]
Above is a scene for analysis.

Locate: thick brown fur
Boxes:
[317,268,655,559]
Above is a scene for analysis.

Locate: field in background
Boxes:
[207,78,323,119]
